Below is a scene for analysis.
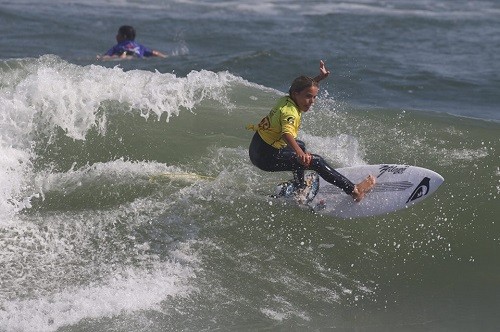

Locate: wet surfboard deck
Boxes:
[275,164,444,218]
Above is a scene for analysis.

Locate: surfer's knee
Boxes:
[308,154,325,170]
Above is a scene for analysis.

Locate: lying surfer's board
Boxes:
[149,172,214,183]
[275,164,444,219]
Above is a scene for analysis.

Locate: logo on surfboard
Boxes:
[377,164,410,178]
[406,177,430,203]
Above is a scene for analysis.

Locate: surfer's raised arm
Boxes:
[313,60,330,83]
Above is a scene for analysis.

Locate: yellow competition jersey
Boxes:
[256,96,302,149]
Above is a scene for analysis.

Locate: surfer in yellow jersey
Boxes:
[248,60,375,202]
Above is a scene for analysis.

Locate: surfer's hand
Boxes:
[297,152,312,167]
[319,60,330,80]
[313,60,330,83]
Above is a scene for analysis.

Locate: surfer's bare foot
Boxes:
[351,175,376,202]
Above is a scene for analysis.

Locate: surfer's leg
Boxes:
[249,132,281,171]
[274,140,309,187]
[309,155,355,194]
[291,140,306,187]
[309,155,376,201]
[351,175,376,202]
[250,133,304,190]
[250,133,312,189]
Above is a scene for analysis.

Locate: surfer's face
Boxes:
[292,86,318,112]
[116,33,126,42]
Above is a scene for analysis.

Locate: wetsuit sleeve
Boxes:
[142,46,154,57]
[105,46,117,56]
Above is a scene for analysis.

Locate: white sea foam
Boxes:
[0,56,240,219]
[301,132,367,167]
[0,260,196,331]
[34,159,196,196]
[260,295,310,322]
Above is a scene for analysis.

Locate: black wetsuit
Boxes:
[249,132,355,194]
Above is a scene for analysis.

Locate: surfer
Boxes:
[247,60,375,202]
[98,25,167,60]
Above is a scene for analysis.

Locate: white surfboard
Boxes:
[275,164,444,219]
